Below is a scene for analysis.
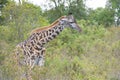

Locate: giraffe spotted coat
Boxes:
[15,14,81,69]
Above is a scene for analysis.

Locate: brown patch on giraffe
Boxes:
[31,16,66,34]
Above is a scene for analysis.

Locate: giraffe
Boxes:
[15,13,81,70]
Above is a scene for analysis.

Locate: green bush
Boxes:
[0,24,120,80]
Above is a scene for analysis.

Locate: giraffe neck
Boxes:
[41,23,64,44]
[45,23,64,42]
[29,23,65,47]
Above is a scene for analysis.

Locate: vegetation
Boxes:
[0,0,120,80]
[106,0,120,26]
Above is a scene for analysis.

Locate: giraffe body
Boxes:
[15,14,81,69]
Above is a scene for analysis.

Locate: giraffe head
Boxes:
[60,13,82,32]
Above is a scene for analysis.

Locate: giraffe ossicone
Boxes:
[15,14,81,69]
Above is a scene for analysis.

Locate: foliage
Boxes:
[1,24,120,80]
[0,0,8,24]
[43,0,86,23]
[87,8,115,27]
[1,1,49,42]
[106,0,120,26]
[0,0,120,80]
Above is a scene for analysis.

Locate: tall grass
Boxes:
[0,25,120,80]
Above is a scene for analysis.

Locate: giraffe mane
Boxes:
[31,16,66,34]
